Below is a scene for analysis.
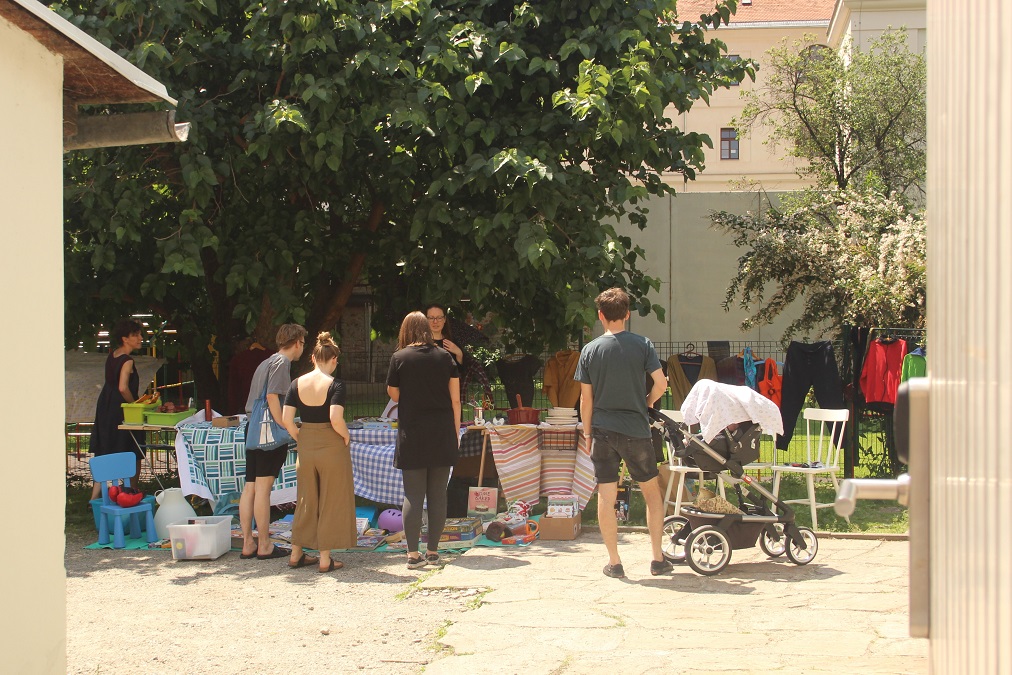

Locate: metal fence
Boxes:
[66,336,904,481]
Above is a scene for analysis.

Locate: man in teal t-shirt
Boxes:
[575,288,670,578]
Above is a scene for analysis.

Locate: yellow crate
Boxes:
[121,402,159,425]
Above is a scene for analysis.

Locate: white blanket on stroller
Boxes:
[680,380,784,442]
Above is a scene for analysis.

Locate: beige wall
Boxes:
[0,14,67,673]
[620,191,810,344]
[829,0,927,52]
[667,24,828,193]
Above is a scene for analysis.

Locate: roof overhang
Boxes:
[1,0,176,106]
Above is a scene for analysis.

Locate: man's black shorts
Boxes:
[590,428,659,484]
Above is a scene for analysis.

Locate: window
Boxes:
[720,128,739,160]
[728,54,741,86]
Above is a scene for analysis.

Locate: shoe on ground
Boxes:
[603,563,625,578]
[650,559,673,576]
[425,552,442,566]
[406,555,427,570]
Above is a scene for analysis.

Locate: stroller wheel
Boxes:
[661,515,690,563]
[785,526,819,565]
[759,523,787,558]
[685,525,732,576]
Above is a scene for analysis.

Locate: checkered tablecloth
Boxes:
[348,428,402,506]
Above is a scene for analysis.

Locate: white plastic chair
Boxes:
[659,410,706,515]
[771,407,850,530]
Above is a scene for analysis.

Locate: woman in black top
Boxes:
[281,332,356,572]
[386,312,461,569]
[90,319,145,501]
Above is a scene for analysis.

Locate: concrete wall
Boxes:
[927,0,1011,669]
[0,14,67,673]
[619,191,809,344]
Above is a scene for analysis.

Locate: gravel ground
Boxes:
[65,531,484,674]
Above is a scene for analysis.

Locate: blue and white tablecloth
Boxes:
[175,422,408,507]
[175,421,298,506]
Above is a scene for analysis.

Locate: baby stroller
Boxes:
[649,381,818,576]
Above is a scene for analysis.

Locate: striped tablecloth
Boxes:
[486,424,597,509]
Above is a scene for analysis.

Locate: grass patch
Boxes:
[428,620,455,654]
[395,568,439,600]
[579,473,908,534]
[464,589,491,610]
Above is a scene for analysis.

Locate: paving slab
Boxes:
[420,531,927,673]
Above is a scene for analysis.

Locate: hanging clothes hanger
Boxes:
[679,343,700,365]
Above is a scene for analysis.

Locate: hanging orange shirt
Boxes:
[543,350,581,407]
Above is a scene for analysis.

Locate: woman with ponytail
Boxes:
[281,332,356,572]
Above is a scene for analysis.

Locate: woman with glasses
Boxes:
[424,304,464,366]
[386,311,461,569]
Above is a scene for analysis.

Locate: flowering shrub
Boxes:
[712,187,925,338]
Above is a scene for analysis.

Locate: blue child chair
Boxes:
[90,452,157,548]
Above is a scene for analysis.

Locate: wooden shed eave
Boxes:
[1,0,176,106]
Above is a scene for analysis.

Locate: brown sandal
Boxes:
[288,553,320,569]
[318,560,344,573]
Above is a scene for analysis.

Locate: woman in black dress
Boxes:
[90,319,145,500]
[386,311,461,569]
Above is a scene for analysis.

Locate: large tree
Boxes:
[61,0,751,406]
[713,29,926,337]
[735,30,926,195]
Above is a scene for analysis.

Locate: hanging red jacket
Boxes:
[860,338,908,405]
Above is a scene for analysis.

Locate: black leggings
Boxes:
[777,341,846,449]
[401,466,452,553]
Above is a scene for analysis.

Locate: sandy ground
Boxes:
[65,531,479,674]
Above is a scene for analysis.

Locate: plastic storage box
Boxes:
[167,516,233,560]
[144,408,197,426]
[121,402,159,424]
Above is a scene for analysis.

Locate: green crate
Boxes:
[121,402,159,425]
[144,409,197,426]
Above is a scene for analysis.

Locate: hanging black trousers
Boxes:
[776,341,846,449]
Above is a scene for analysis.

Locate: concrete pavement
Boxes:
[420,531,926,674]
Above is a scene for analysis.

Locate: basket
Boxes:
[144,409,197,426]
[507,407,541,425]
[121,402,159,425]
[681,507,766,550]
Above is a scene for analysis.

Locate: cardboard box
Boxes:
[212,415,241,428]
[538,513,582,541]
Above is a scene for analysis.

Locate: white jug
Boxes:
[153,488,197,540]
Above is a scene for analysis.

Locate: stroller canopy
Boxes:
[681,380,784,442]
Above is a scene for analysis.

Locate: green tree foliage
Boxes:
[735,30,926,195]
[59,0,751,405]
[712,187,926,338]
[713,30,926,338]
